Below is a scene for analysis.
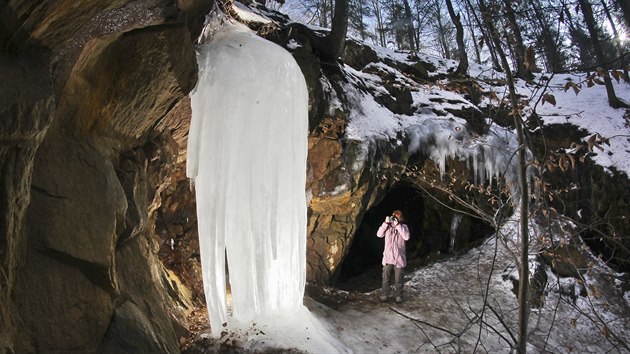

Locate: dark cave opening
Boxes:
[581,229,629,273]
[334,182,494,292]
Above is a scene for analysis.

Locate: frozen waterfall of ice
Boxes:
[187,18,344,353]
[407,119,533,198]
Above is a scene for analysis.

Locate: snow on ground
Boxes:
[298,217,623,353]
[198,223,630,353]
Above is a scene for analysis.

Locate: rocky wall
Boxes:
[0,0,210,352]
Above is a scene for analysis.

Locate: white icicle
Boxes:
[188,18,308,328]
[187,18,345,353]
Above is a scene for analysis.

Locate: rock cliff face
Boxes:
[2,1,629,353]
[0,1,208,352]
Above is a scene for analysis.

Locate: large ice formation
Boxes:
[187,18,343,352]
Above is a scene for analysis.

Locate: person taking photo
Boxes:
[377,210,410,304]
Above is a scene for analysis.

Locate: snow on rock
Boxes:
[187,17,344,353]
[471,69,630,177]
[342,56,530,197]
[342,40,630,202]
[232,1,272,24]
[287,39,302,50]
[526,73,630,177]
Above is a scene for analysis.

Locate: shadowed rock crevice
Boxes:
[38,247,117,296]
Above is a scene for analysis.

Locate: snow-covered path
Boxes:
[191,227,629,353]
[308,231,630,353]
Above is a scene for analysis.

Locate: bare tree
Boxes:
[412,0,435,52]
[527,0,567,72]
[381,0,415,50]
[599,0,629,80]
[578,0,628,108]
[372,0,387,46]
[462,2,482,64]
[615,0,630,28]
[325,0,350,61]
[464,0,503,71]
[402,0,417,51]
[445,0,469,76]
[349,0,374,41]
[478,0,531,351]
[321,0,331,27]
[434,0,453,59]
[501,0,531,79]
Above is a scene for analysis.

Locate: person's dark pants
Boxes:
[382,264,404,297]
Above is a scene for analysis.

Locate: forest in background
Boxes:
[276,0,629,79]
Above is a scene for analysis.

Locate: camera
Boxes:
[386,215,398,223]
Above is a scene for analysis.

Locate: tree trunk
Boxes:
[445,0,469,76]
[485,26,503,71]
[601,0,629,80]
[321,0,329,28]
[478,3,530,352]
[530,0,565,71]
[563,5,592,69]
[435,4,451,59]
[464,7,482,64]
[324,0,349,62]
[372,0,386,47]
[578,0,627,108]
[415,11,422,51]
[502,0,530,79]
[358,1,367,41]
[465,0,502,71]
[402,0,417,51]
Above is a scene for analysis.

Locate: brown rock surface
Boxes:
[1,0,206,352]
[0,50,56,353]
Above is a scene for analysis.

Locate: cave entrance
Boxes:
[334,182,494,292]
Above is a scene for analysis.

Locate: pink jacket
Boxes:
[377,222,410,268]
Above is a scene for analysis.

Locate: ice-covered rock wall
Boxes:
[187,19,310,334]
[407,120,532,195]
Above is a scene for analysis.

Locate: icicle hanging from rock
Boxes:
[187,15,309,330]
[186,11,345,353]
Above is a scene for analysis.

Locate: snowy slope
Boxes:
[198,217,630,353]
[341,40,630,179]
[309,220,630,353]
[522,73,630,176]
